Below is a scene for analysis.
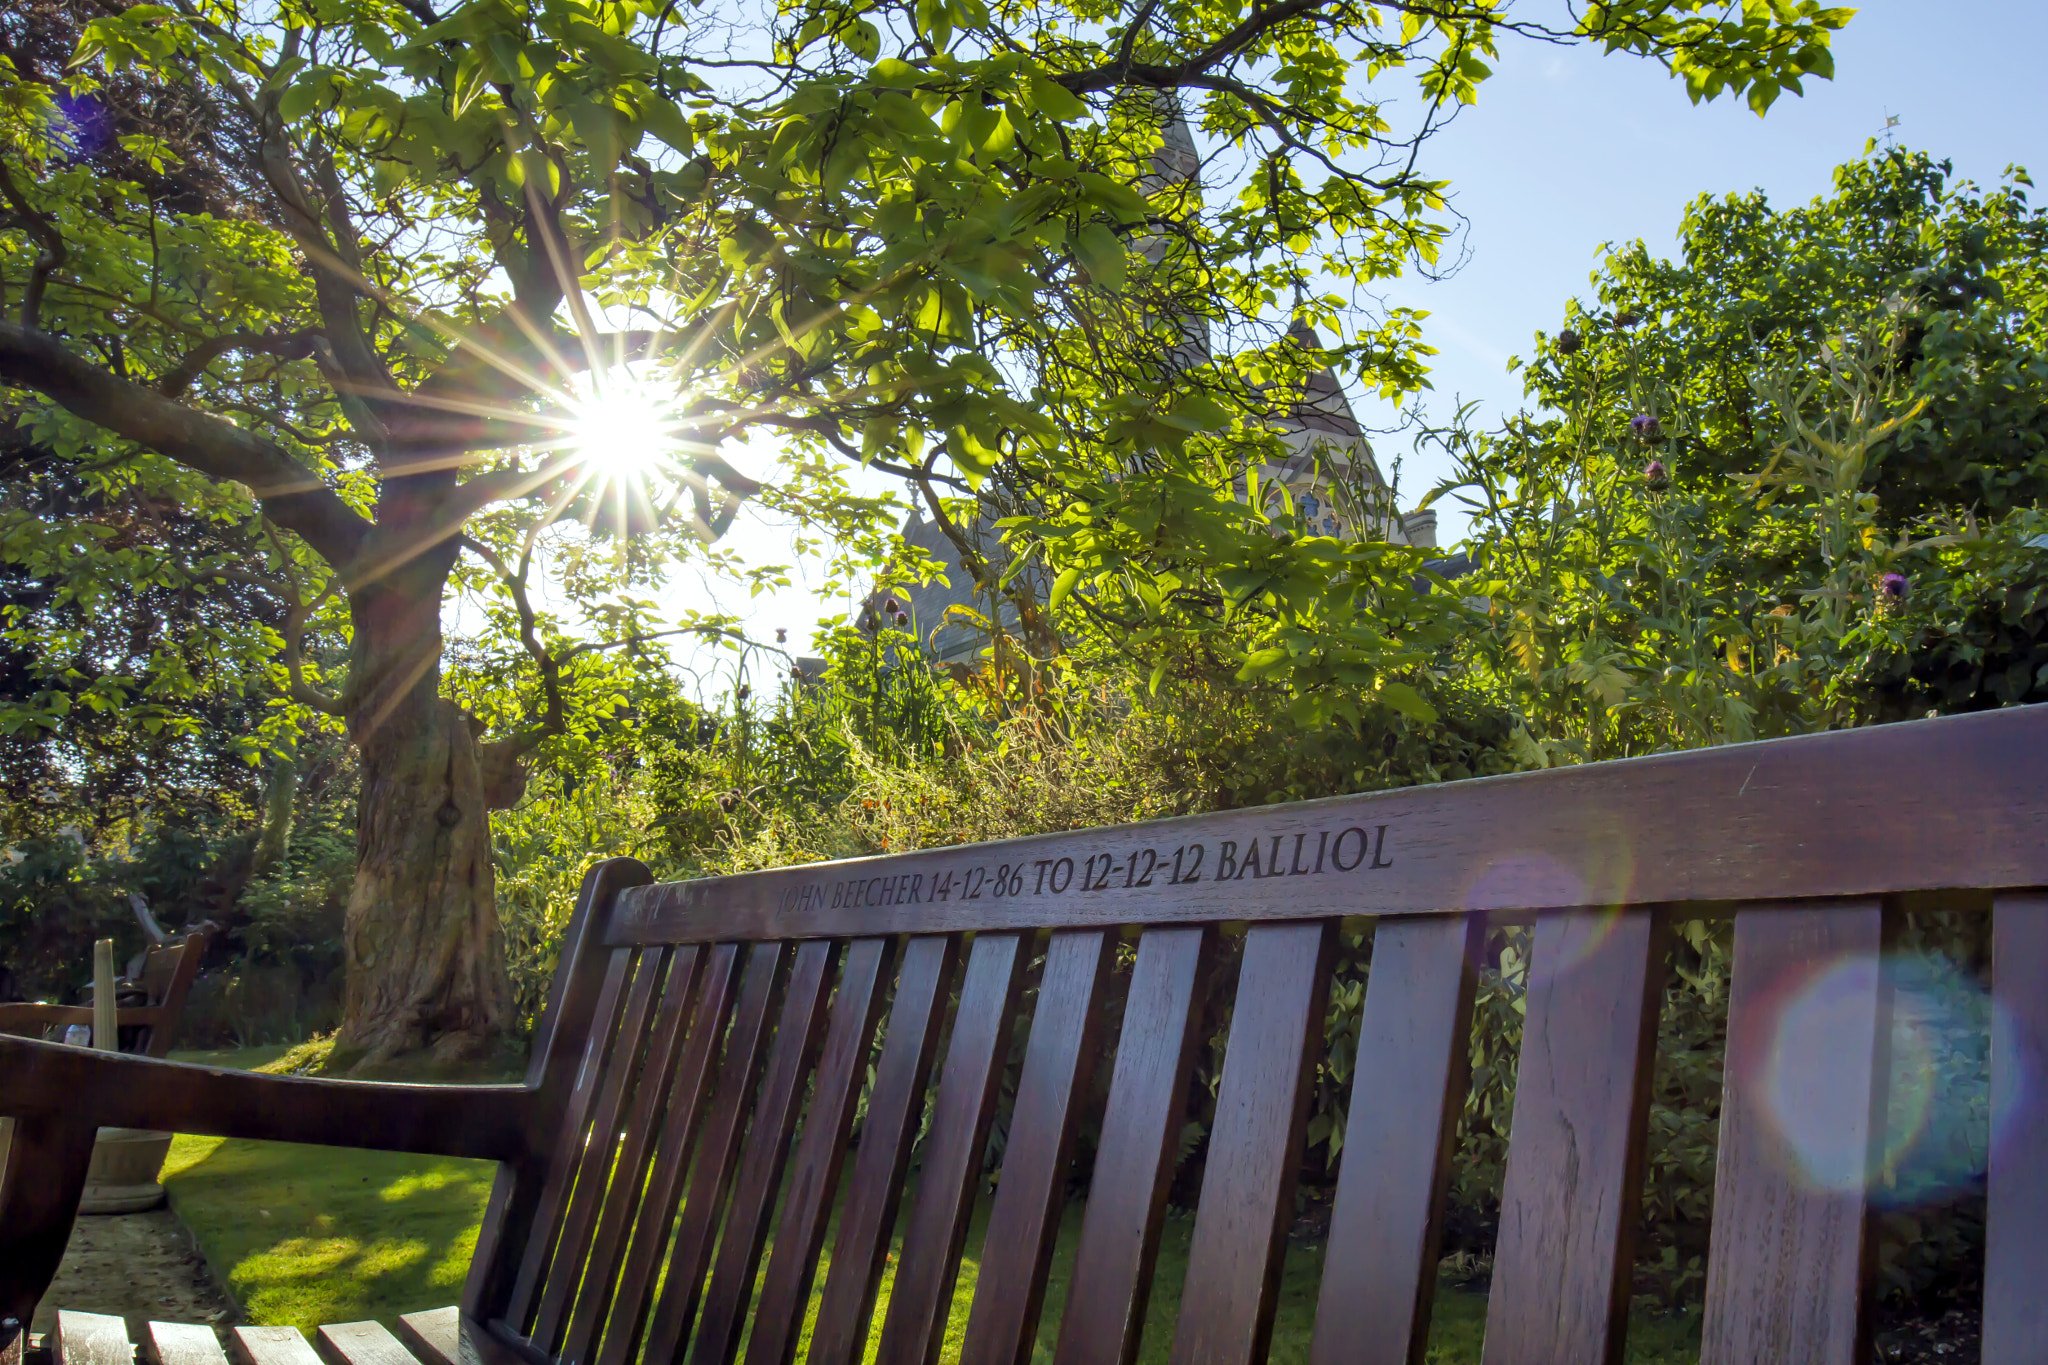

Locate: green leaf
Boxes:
[1050,564,1082,607]
[1028,74,1086,122]
[1376,681,1437,723]
[1074,222,1126,292]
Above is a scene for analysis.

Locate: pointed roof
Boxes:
[1282,319,1364,440]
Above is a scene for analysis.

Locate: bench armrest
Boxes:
[0,1002,168,1032]
[0,1033,532,1162]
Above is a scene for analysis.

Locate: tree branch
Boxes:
[0,321,373,569]
[266,523,348,716]
[459,535,566,750]
[156,331,318,398]
[0,159,66,329]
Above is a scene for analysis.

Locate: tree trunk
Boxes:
[333,564,514,1068]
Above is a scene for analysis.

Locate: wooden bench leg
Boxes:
[0,1116,99,1357]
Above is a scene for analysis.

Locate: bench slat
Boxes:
[637,942,787,1365]
[1053,927,1211,1365]
[147,1324,228,1365]
[505,947,636,1330]
[1700,901,1887,1365]
[231,1328,323,1365]
[55,1312,131,1365]
[532,949,671,1351]
[689,939,841,1365]
[1309,914,1481,1365]
[558,946,704,1365]
[876,932,1028,1365]
[392,1310,461,1365]
[593,942,742,1365]
[809,936,961,1365]
[1986,891,2048,1363]
[1169,921,1334,1365]
[1482,909,1667,1365]
[744,937,896,1365]
[960,929,1113,1365]
[314,1322,419,1365]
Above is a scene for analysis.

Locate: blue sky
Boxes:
[1354,1,2048,535]
[668,1,2048,669]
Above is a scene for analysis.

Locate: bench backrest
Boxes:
[464,707,2048,1365]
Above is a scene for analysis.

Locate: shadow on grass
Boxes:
[162,1134,496,1332]
[153,1053,1699,1362]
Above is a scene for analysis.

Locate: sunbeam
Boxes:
[567,370,681,476]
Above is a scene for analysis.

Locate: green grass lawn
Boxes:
[160,1048,1701,1362]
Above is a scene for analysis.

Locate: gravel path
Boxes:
[30,1207,238,1340]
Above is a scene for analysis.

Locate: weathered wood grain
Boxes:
[558,947,703,1365]
[1986,892,2048,1363]
[467,858,651,1325]
[688,940,841,1365]
[1053,926,1211,1365]
[1482,909,1668,1365]
[314,1322,420,1365]
[960,930,1112,1365]
[1309,914,1480,1365]
[505,947,637,1332]
[531,949,669,1351]
[393,1310,462,1365]
[54,1312,132,1365]
[636,942,786,1365]
[808,935,961,1365]
[744,938,894,1365]
[876,933,1028,1365]
[230,1328,324,1365]
[147,1323,229,1365]
[1700,901,1888,1365]
[613,708,2046,942]
[1169,922,1334,1365]
[591,943,742,1365]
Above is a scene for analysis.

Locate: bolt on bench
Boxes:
[3,707,2045,1365]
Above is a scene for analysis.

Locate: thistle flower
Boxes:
[775,627,788,644]
[735,683,750,702]
[1630,413,1662,442]
[1615,310,1643,329]
[1644,459,1669,490]
[883,596,901,615]
[893,610,910,627]
[1880,572,1908,600]
[1556,329,1582,356]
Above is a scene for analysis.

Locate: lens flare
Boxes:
[566,372,681,475]
[1748,951,1991,1203]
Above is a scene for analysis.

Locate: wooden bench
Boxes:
[0,925,208,1058]
[2,707,2045,1365]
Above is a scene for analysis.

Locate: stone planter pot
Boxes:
[78,1127,173,1214]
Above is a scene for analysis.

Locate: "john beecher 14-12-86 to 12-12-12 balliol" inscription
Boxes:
[775,823,1395,916]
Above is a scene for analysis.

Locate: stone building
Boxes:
[872,104,1439,665]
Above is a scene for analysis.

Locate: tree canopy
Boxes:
[0,0,1851,1058]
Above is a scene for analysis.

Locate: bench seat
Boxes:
[4,706,2046,1365]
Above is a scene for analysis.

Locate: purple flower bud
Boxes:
[893,610,910,627]
[735,683,750,701]
[1880,572,1908,599]
[1644,460,1669,490]
[1630,413,1662,442]
[1556,329,1582,356]
[1615,310,1642,329]
[883,597,901,615]
[775,627,788,644]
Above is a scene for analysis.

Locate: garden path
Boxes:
[29,1206,237,1341]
